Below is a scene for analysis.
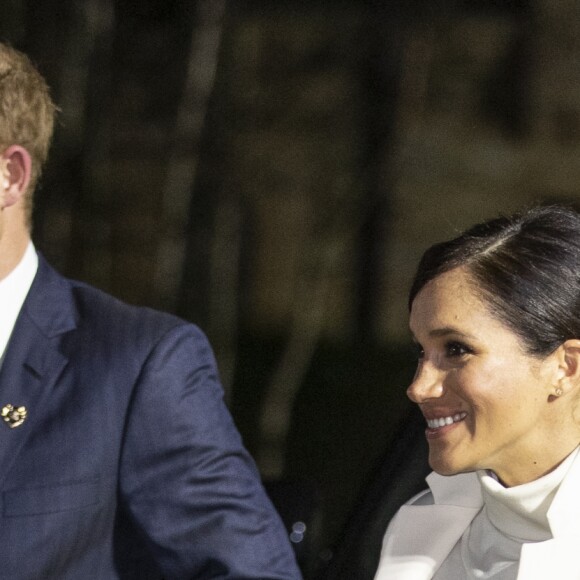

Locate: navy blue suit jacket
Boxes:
[0,255,302,579]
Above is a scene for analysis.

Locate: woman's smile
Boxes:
[425,411,467,434]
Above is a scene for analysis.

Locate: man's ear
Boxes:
[549,339,580,401]
[0,145,32,209]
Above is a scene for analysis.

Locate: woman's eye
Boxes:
[445,341,471,357]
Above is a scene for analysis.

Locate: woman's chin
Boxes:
[428,454,471,476]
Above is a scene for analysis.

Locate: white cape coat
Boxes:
[373,453,580,580]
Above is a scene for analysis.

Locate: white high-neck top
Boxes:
[0,242,38,363]
[433,448,579,580]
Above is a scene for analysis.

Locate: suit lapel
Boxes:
[374,503,480,580]
[0,255,76,488]
[374,471,482,580]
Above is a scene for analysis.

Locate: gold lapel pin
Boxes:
[1,405,27,428]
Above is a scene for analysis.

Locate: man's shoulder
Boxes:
[70,277,182,327]
[33,254,196,344]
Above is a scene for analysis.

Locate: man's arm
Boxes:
[119,323,302,579]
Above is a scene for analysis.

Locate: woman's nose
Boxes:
[406,363,444,403]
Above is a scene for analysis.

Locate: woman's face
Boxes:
[408,266,567,486]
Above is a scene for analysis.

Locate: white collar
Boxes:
[0,242,38,359]
[477,448,579,541]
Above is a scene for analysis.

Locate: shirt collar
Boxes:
[478,447,580,541]
[0,242,38,359]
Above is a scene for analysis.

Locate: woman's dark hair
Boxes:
[409,205,580,357]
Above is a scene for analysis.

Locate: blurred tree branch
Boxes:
[154,0,227,311]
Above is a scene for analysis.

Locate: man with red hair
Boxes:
[0,42,301,580]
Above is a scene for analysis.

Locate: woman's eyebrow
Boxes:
[428,326,475,339]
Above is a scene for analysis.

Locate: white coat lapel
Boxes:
[374,471,482,580]
[374,503,480,580]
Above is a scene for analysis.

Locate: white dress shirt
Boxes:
[0,242,38,363]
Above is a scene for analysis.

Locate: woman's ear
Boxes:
[549,339,580,401]
[0,145,32,209]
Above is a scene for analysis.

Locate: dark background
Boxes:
[2,0,579,577]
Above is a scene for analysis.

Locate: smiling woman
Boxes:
[408,266,579,487]
[374,205,580,580]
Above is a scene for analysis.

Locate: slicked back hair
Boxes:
[409,206,580,357]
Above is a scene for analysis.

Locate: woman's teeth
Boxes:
[427,412,467,429]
